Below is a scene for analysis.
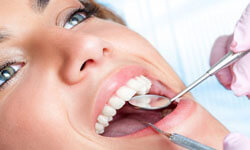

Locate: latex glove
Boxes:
[224,133,250,150]
[210,3,250,98]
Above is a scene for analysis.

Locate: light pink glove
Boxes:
[223,133,250,150]
[210,3,250,98]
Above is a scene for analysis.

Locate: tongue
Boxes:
[102,104,164,137]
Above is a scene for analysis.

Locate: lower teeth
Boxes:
[101,102,177,137]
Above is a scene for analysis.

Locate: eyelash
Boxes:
[0,61,20,90]
[65,2,99,28]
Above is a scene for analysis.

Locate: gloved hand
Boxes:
[223,133,250,150]
[210,3,250,98]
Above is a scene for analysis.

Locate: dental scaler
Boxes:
[147,123,215,150]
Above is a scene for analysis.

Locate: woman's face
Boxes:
[0,0,228,149]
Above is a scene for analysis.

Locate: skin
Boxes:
[0,0,229,149]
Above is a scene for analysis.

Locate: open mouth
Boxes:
[95,74,178,137]
[103,101,178,137]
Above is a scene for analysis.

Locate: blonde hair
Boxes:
[90,0,126,25]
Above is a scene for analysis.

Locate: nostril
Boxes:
[103,48,111,56]
[80,59,94,71]
[80,62,86,71]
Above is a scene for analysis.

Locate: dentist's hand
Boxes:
[210,3,250,98]
[224,133,250,150]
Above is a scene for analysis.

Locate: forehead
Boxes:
[0,0,83,45]
[0,0,80,28]
[0,0,84,12]
[0,0,32,35]
[0,0,30,13]
[0,0,40,11]
[0,0,69,14]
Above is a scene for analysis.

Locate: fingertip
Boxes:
[230,40,238,51]
[215,68,232,90]
[223,133,250,150]
[223,133,240,150]
[224,133,242,142]
[210,35,231,66]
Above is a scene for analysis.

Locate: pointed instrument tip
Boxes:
[147,123,171,138]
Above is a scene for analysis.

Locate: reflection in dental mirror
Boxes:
[129,95,173,110]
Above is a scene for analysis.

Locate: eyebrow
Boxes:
[31,0,50,12]
[0,29,10,43]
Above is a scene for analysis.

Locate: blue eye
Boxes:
[63,3,99,29]
[64,11,87,29]
[0,64,21,87]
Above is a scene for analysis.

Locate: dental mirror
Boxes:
[129,94,174,110]
[129,50,250,110]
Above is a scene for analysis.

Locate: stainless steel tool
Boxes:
[147,123,215,150]
[129,50,250,110]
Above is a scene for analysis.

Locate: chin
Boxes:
[91,65,229,150]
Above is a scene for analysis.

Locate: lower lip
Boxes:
[122,98,196,138]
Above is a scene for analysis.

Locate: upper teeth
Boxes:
[108,96,125,109]
[95,75,152,134]
[116,86,136,101]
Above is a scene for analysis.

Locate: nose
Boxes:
[47,29,112,85]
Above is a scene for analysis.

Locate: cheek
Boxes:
[0,85,68,147]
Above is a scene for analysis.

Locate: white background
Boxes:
[97,0,250,137]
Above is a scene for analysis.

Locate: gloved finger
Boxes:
[231,3,250,52]
[223,133,250,150]
[230,53,250,96]
[210,35,233,89]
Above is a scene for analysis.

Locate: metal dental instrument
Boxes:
[129,50,250,110]
[147,123,215,150]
